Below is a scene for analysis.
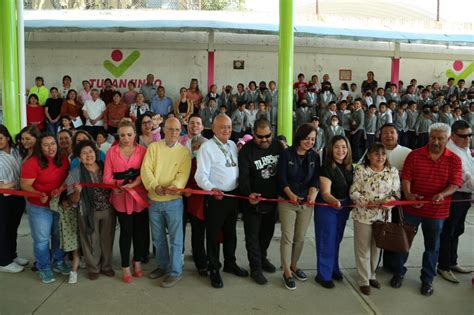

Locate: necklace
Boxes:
[212,137,237,167]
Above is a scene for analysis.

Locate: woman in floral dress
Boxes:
[350,142,400,295]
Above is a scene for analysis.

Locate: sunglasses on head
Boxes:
[455,133,472,139]
[255,133,272,139]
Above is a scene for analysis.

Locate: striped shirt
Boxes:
[0,147,22,188]
[401,145,462,219]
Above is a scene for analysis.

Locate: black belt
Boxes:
[453,191,471,196]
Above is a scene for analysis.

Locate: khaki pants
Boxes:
[78,208,116,273]
[279,202,313,270]
[353,220,380,286]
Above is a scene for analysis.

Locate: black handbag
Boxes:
[373,207,417,253]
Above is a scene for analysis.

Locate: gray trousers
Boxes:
[78,208,116,273]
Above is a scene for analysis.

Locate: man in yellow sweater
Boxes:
[141,117,191,288]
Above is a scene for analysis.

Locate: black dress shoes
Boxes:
[390,275,404,288]
[223,263,249,277]
[210,269,223,288]
[261,259,277,273]
[420,282,434,296]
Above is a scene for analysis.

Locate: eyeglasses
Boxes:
[255,133,272,139]
[455,133,472,139]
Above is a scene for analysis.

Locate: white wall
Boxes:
[26,46,473,101]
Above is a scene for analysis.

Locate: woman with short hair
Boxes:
[350,142,400,295]
[65,140,116,281]
[278,123,320,290]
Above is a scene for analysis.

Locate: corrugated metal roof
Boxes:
[24,10,474,46]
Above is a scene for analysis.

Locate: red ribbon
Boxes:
[176,188,473,208]
[1,183,149,209]
[2,186,471,209]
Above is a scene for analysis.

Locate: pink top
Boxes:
[123,91,138,106]
[103,143,148,214]
[78,89,92,104]
[152,127,161,141]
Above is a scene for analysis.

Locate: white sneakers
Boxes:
[13,257,29,266]
[0,262,24,273]
[68,271,78,284]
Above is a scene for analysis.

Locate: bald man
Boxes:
[141,117,192,288]
[195,114,249,288]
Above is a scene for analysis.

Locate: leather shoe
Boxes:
[101,269,115,277]
[359,285,371,295]
[210,270,223,288]
[315,276,335,289]
[332,272,343,281]
[250,270,268,285]
[451,264,471,274]
[88,272,100,280]
[261,259,276,273]
[420,282,434,296]
[437,269,459,283]
[369,279,381,289]
[390,275,403,288]
[223,263,249,277]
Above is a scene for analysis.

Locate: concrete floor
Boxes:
[1,209,473,315]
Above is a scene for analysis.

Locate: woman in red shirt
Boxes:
[26,94,46,131]
[20,134,70,284]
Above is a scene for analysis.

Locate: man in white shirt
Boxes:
[437,120,473,283]
[380,123,412,172]
[82,89,106,139]
[195,114,248,288]
[380,123,412,273]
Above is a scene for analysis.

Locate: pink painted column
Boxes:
[207,51,215,91]
[391,57,400,88]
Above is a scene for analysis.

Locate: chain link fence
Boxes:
[24,0,246,10]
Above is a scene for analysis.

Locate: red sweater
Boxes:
[26,104,45,130]
[185,158,204,220]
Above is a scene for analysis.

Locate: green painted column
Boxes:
[0,0,21,135]
[277,0,294,145]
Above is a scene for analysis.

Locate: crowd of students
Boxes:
[0,71,472,297]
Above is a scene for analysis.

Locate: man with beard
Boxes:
[179,113,205,151]
[391,123,462,296]
[238,118,283,284]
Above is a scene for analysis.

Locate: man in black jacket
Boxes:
[238,118,283,284]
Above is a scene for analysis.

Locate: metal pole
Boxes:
[436,0,440,22]
[0,0,21,135]
[278,0,294,145]
[18,0,27,128]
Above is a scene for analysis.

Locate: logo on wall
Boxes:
[445,60,474,83]
[103,49,140,77]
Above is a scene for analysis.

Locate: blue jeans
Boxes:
[393,211,445,283]
[314,199,350,281]
[46,121,59,137]
[27,203,65,271]
[149,198,184,276]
